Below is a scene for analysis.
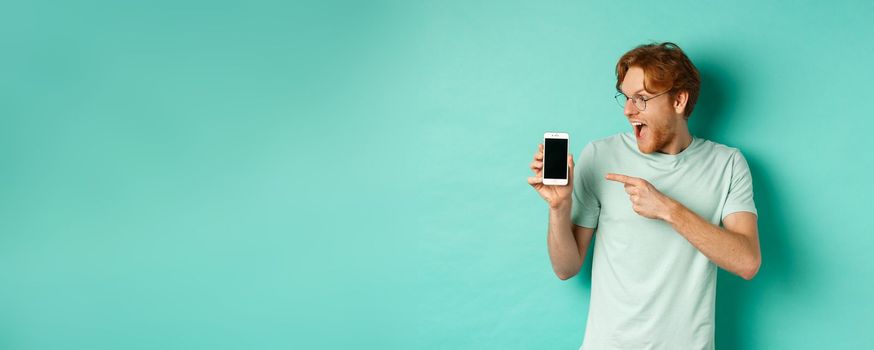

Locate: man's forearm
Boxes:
[546,203,581,280]
[664,200,760,280]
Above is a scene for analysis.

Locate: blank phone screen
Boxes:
[544,138,568,179]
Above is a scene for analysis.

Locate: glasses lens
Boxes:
[634,96,646,111]
[614,93,627,108]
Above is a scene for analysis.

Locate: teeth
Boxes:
[632,122,644,126]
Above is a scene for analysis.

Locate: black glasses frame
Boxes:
[614,90,670,111]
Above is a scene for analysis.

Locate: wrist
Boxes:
[662,198,682,223]
[550,200,572,212]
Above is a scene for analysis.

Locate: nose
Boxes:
[623,97,638,117]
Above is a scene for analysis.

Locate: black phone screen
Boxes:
[543,138,568,179]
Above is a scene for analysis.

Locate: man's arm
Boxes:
[665,205,761,280]
[604,173,762,280]
[546,203,596,280]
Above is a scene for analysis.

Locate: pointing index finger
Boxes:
[605,173,639,185]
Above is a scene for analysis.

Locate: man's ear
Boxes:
[673,91,689,115]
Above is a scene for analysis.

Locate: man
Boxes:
[527,42,761,349]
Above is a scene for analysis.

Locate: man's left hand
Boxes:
[605,173,676,221]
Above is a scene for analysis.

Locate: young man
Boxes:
[527,42,761,349]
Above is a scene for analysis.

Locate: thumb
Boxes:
[567,154,574,181]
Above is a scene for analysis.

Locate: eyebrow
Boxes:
[619,87,646,95]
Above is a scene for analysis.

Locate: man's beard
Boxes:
[638,123,675,154]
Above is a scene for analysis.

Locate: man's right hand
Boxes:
[528,143,574,209]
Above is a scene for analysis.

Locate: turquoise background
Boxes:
[3,1,873,349]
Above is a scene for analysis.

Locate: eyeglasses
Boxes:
[614,90,670,111]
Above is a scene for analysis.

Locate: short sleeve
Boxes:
[571,142,601,228]
[721,150,758,221]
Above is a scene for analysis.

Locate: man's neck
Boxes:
[658,128,693,155]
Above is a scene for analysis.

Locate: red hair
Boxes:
[615,42,701,118]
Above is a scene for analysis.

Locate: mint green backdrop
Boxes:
[3,1,873,349]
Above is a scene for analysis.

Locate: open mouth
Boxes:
[632,122,647,139]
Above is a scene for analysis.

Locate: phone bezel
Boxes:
[542,132,569,186]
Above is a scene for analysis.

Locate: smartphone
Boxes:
[542,132,569,186]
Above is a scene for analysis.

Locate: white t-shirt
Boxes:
[571,132,758,350]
